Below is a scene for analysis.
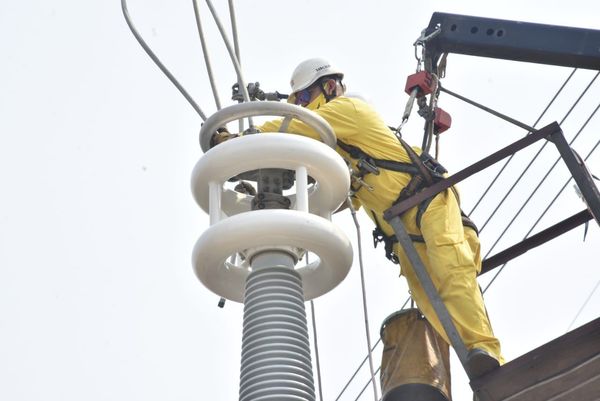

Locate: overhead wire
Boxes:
[347,198,380,401]
[121,0,207,120]
[227,0,245,132]
[476,71,600,233]
[481,98,600,292]
[307,253,325,401]
[227,0,241,62]
[566,277,600,332]
[310,299,324,401]
[203,0,254,127]
[482,110,600,293]
[353,367,382,401]
[334,297,411,401]
[126,2,600,396]
[467,69,578,217]
[192,0,222,110]
[338,70,600,401]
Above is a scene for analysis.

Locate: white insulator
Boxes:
[192,209,353,302]
[199,102,336,152]
[239,267,315,401]
[191,134,350,218]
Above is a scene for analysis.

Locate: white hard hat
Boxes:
[290,58,344,93]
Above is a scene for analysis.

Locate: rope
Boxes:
[468,68,578,216]
[477,71,599,233]
[347,197,380,401]
[482,100,600,293]
[192,0,222,110]
[121,0,207,120]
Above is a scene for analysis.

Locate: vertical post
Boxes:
[550,130,600,226]
[209,181,221,225]
[296,166,309,213]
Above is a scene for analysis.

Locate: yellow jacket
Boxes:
[258,95,413,230]
[258,95,503,362]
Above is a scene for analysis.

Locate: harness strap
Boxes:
[372,212,424,265]
[336,139,419,175]
[395,136,435,185]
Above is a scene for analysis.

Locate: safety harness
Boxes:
[337,131,478,264]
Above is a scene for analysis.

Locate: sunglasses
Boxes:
[294,87,314,106]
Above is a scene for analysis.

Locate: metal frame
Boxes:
[423,12,600,71]
[383,122,600,383]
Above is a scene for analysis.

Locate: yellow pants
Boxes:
[393,189,504,364]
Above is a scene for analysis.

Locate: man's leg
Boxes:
[395,190,503,364]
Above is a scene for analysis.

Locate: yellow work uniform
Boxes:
[258,94,503,363]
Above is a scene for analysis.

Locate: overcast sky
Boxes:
[1,1,599,400]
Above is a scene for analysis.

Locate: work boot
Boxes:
[466,348,499,379]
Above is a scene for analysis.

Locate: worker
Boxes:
[211,58,504,378]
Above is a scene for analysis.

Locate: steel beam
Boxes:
[424,12,600,71]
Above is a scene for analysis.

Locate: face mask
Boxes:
[305,93,327,111]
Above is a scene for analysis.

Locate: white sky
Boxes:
[1,1,599,400]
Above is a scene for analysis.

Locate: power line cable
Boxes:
[334,297,410,401]
[480,86,599,264]
[353,367,382,401]
[192,0,222,110]
[483,111,600,293]
[477,71,599,233]
[227,0,241,63]
[306,253,325,401]
[566,277,600,332]
[348,198,380,401]
[204,0,253,129]
[468,69,578,217]
[121,0,207,120]
[227,0,245,133]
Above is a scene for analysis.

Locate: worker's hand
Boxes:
[210,127,238,148]
[234,181,256,196]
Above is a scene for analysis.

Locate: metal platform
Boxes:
[471,317,600,401]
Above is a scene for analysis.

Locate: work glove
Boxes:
[209,127,238,148]
[234,181,256,196]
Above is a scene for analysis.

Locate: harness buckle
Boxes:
[357,158,380,176]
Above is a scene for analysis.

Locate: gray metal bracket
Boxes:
[387,215,472,376]
[549,130,600,226]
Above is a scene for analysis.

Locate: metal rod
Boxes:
[388,216,471,372]
[483,135,600,294]
[440,85,535,132]
[384,122,558,221]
